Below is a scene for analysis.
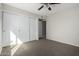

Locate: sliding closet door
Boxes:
[3,12,30,46]
[3,11,38,47]
[3,12,18,46]
[0,10,2,47]
[29,17,38,41]
[17,15,29,43]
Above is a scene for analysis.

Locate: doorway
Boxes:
[38,19,46,40]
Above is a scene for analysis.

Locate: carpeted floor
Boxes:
[1,39,79,56]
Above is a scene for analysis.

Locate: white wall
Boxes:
[47,6,79,47]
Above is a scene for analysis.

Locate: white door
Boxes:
[3,12,18,46]
[3,12,30,46]
[29,17,38,41]
[17,15,29,43]
[0,10,2,47]
[3,12,38,47]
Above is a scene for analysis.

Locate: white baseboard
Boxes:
[47,38,79,47]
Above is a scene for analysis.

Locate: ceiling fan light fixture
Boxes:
[48,7,51,11]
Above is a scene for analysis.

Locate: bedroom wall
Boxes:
[47,5,79,47]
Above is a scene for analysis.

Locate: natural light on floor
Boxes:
[10,31,23,56]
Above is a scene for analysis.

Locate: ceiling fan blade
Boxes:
[38,5,44,10]
[48,7,51,11]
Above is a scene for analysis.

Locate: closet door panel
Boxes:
[3,12,18,46]
[3,12,30,46]
[0,10,2,47]
[3,11,38,46]
[17,15,29,43]
[29,17,38,41]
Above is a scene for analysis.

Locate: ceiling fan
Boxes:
[38,3,60,11]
